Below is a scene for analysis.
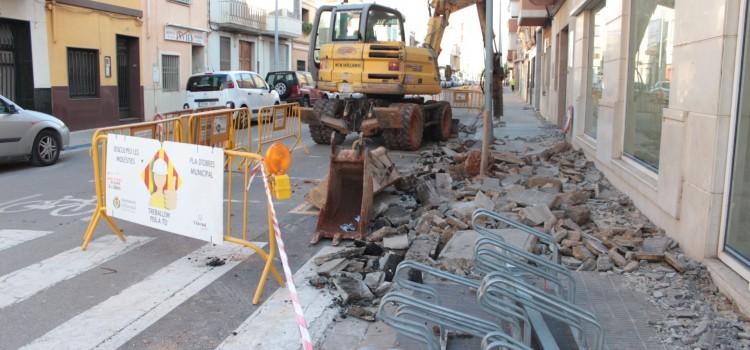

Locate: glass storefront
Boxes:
[724,6,750,266]
[624,0,675,170]
[585,3,606,139]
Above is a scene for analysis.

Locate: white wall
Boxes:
[0,0,50,89]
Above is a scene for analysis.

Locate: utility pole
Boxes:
[479,0,494,177]
[274,0,280,71]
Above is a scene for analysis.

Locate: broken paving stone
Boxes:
[562,256,583,269]
[481,177,501,193]
[344,260,366,273]
[554,190,591,208]
[585,238,608,256]
[639,236,670,257]
[332,273,374,302]
[405,234,439,262]
[506,189,557,208]
[346,305,377,322]
[446,215,469,230]
[565,205,591,225]
[572,245,594,261]
[623,260,640,273]
[540,142,571,159]
[374,281,393,297]
[364,271,385,291]
[415,179,441,208]
[577,258,597,271]
[317,258,348,276]
[520,205,556,226]
[527,176,562,192]
[492,151,525,165]
[314,247,366,265]
[501,174,523,187]
[383,234,409,250]
[308,276,329,288]
[368,226,398,242]
[382,205,410,226]
[608,248,628,267]
[439,230,479,262]
[473,191,494,211]
[665,252,688,273]
[566,230,582,241]
[435,173,453,198]
[596,256,613,271]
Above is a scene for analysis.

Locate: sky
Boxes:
[349,0,509,80]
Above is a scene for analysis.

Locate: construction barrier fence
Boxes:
[432,87,484,109]
[256,102,305,154]
[82,110,286,305]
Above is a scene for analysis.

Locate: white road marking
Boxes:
[0,229,54,251]
[216,246,342,350]
[0,235,153,309]
[21,243,264,350]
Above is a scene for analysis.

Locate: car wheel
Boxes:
[31,129,60,166]
[274,81,291,100]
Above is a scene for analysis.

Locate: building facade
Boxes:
[291,0,316,72]
[0,0,52,113]
[511,0,750,313]
[45,0,144,130]
[141,0,209,118]
[207,0,302,78]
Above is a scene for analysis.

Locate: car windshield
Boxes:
[333,10,361,41]
[236,73,256,89]
[186,74,228,92]
[366,10,402,42]
[252,74,268,90]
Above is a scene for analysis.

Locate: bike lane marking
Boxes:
[0,229,54,252]
[0,194,96,218]
[0,235,153,309]
[20,242,263,350]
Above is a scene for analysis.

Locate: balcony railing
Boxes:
[214,0,267,32]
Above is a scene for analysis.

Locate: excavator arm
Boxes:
[423,0,489,59]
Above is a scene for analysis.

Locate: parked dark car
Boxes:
[265,71,324,107]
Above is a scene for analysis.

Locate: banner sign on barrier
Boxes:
[105,134,224,244]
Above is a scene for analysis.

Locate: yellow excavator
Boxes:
[304,0,502,151]
[306,1,504,244]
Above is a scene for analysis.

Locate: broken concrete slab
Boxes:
[572,245,594,261]
[368,226,398,242]
[405,235,439,262]
[314,247,366,265]
[332,273,374,302]
[480,177,501,193]
[383,234,409,250]
[439,230,479,262]
[565,205,591,225]
[608,248,628,267]
[434,173,453,198]
[364,271,385,291]
[641,236,670,255]
[446,215,469,230]
[520,205,556,226]
[473,191,494,211]
[527,176,562,192]
[415,179,441,208]
[585,238,608,256]
[317,258,348,276]
[492,151,525,165]
[506,189,557,208]
[596,256,613,271]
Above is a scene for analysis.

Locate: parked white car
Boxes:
[0,94,70,166]
[184,71,280,117]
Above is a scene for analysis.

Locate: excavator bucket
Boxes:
[311,144,400,245]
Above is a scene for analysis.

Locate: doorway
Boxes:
[0,19,33,109]
[116,35,139,120]
[557,26,569,128]
[239,40,254,71]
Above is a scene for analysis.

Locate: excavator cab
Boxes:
[308,3,440,96]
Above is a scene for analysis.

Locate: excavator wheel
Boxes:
[430,101,452,141]
[309,99,346,145]
[382,103,424,151]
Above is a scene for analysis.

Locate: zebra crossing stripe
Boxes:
[20,242,263,350]
[0,235,153,309]
[0,229,54,252]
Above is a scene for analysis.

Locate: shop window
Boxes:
[162,54,179,92]
[624,0,675,170]
[585,3,606,138]
[67,48,99,98]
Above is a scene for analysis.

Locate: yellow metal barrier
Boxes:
[83,118,285,305]
[256,103,306,154]
[434,88,484,109]
[186,107,252,151]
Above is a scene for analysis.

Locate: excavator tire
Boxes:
[428,101,452,141]
[309,99,346,145]
[382,103,424,151]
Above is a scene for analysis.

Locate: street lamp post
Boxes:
[480,0,494,177]
[274,0,280,71]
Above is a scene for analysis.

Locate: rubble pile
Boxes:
[306,125,750,348]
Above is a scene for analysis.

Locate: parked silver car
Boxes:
[0,94,70,166]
